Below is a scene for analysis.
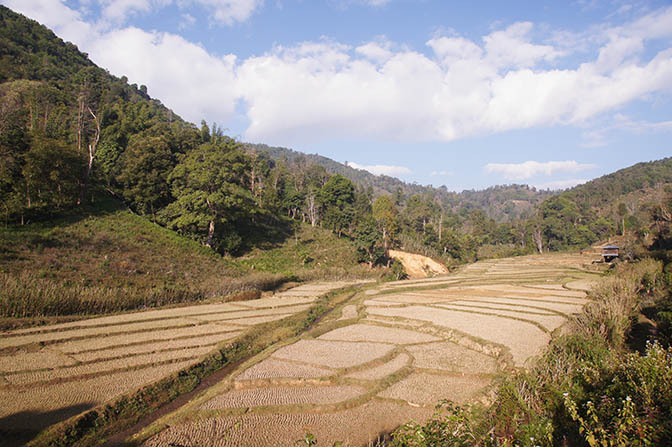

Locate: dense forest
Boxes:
[2,5,672,272]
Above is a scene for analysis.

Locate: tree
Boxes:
[319,174,355,237]
[372,195,399,251]
[161,138,257,253]
[118,135,173,219]
[354,216,385,269]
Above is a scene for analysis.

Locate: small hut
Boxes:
[601,245,620,262]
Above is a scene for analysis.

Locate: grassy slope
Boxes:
[238,223,373,280]
[0,199,372,325]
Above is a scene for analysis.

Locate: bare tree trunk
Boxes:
[80,106,100,203]
[533,228,543,254]
[438,212,443,242]
[307,193,318,227]
[206,219,215,248]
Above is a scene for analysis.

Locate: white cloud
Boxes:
[179,13,197,30]
[89,27,238,123]
[3,1,672,147]
[363,0,391,6]
[99,0,154,22]
[194,0,264,25]
[484,161,597,180]
[347,162,411,177]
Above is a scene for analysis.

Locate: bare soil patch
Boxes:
[368,305,550,366]
[142,401,432,447]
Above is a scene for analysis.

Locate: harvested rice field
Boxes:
[0,280,358,446]
[133,253,599,447]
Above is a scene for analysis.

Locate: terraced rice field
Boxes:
[0,281,361,446]
[135,253,600,447]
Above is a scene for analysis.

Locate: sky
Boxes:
[2,0,672,192]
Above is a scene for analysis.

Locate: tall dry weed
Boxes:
[572,259,662,348]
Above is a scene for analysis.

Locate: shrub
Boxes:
[564,342,672,446]
[572,259,662,348]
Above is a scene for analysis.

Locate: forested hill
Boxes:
[2,3,671,269]
[562,157,672,211]
[248,143,556,222]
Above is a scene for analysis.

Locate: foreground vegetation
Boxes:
[389,259,672,447]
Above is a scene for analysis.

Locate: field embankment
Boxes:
[0,281,369,447]
[130,253,599,446]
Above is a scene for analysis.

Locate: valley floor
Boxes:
[131,253,600,447]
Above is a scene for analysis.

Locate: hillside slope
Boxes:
[247,143,556,222]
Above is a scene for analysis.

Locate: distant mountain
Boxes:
[246,143,557,222]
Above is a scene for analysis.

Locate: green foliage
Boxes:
[319,174,355,237]
[564,342,672,446]
[354,215,385,268]
[161,138,258,254]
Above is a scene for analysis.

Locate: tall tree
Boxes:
[161,137,257,253]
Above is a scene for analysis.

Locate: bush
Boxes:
[564,342,672,446]
[572,259,662,348]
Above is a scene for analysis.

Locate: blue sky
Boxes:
[3,0,671,191]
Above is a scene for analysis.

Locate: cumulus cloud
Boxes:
[3,0,672,146]
[484,161,596,181]
[347,162,412,176]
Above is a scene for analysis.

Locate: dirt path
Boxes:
[0,281,366,447]
[133,253,599,447]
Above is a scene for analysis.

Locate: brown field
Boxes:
[317,324,440,345]
[377,372,490,405]
[236,358,336,381]
[134,254,598,447]
[0,281,358,446]
[201,384,367,409]
[2,255,598,447]
[272,340,396,369]
[345,353,410,380]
